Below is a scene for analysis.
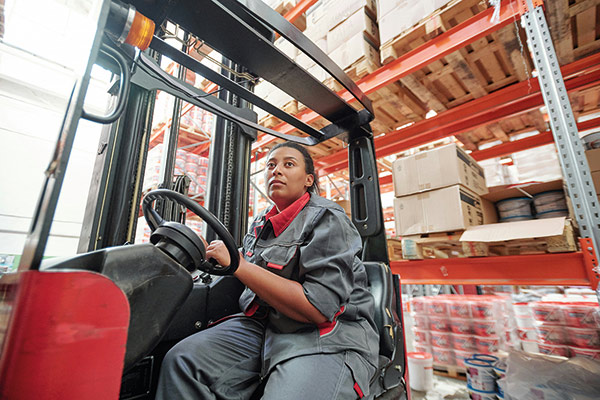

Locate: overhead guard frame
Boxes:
[129,0,375,145]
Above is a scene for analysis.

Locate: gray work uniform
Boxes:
[156,193,379,399]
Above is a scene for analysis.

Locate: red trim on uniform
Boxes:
[244,300,260,317]
[265,192,310,236]
[267,262,284,270]
[253,224,263,238]
[353,382,364,398]
[245,250,253,257]
[317,306,345,336]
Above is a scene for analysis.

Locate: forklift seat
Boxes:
[363,262,396,361]
[42,243,193,371]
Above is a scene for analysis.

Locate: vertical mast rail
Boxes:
[522,1,600,279]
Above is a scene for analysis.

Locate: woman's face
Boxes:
[265,146,314,211]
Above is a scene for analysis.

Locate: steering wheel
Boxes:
[142,189,239,275]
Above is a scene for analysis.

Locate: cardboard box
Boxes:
[585,148,600,172]
[329,32,379,71]
[401,216,576,259]
[593,171,600,195]
[586,148,600,194]
[274,36,298,60]
[334,199,351,217]
[392,143,488,197]
[377,0,453,20]
[483,179,572,221]
[378,0,452,44]
[309,0,377,30]
[459,217,577,256]
[393,185,483,236]
[327,8,380,52]
[483,180,565,203]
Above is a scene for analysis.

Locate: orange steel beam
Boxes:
[283,0,318,24]
[316,54,600,174]
[253,0,522,151]
[391,238,599,289]
[471,117,600,161]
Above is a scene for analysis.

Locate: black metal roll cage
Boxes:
[128,0,375,145]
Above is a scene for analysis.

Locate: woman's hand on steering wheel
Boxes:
[205,240,232,268]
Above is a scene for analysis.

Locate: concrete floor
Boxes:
[409,375,470,400]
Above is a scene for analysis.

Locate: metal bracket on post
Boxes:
[580,238,600,291]
[522,0,600,295]
[517,0,544,15]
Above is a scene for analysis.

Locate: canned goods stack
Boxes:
[465,354,510,399]
[409,295,514,369]
[180,106,216,135]
[514,300,600,360]
[143,144,164,191]
[186,218,204,238]
[142,145,209,196]
[134,217,152,244]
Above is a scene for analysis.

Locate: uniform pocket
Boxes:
[344,351,377,400]
[258,245,299,278]
[242,233,256,257]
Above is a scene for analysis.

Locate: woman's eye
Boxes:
[285,161,294,167]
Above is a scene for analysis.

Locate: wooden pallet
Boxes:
[377,0,540,149]
[433,364,467,381]
[401,219,578,259]
[380,0,476,64]
[344,57,380,82]
[401,231,465,260]
[546,0,600,65]
[387,238,403,261]
[257,99,299,129]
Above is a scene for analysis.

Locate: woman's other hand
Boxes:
[205,239,231,267]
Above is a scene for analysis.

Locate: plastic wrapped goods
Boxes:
[505,351,600,399]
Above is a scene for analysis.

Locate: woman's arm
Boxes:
[206,240,327,324]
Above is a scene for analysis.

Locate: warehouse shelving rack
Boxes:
[261,0,600,292]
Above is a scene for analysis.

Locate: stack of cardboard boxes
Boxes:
[377,0,453,47]
[392,143,489,237]
[299,0,379,78]
[255,0,379,123]
[393,145,579,260]
[586,148,600,201]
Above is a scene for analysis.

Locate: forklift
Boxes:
[0,1,407,398]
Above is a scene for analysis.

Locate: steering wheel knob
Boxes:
[150,222,206,272]
[142,189,240,276]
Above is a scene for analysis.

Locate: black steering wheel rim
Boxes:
[142,189,239,275]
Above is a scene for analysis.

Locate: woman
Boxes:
[156,142,379,400]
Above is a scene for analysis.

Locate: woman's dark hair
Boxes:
[268,142,320,194]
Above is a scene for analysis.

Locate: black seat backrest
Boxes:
[42,243,193,371]
[363,262,396,360]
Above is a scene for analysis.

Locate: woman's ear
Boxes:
[305,174,315,189]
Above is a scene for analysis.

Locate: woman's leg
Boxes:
[261,352,372,400]
[155,316,265,400]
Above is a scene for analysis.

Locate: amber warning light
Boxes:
[107,0,155,51]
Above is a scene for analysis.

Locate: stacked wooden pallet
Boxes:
[256,0,381,117]
[378,0,542,149]
[400,219,578,260]
[251,0,600,160]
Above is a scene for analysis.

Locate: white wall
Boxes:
[0,0,109,260]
